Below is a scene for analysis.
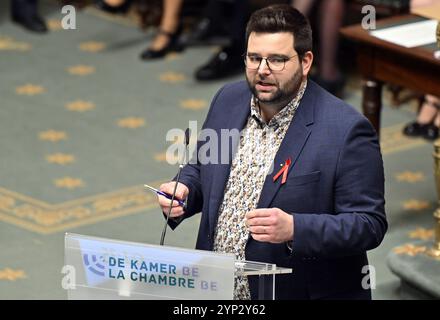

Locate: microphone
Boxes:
[159,128,191,246]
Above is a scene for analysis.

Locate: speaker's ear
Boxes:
[301,51,314,78]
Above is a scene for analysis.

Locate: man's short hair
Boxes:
[245,4,313,59]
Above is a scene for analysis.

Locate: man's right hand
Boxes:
[157,182,189,219]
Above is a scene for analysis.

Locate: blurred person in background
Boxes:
[184,0,250,81]
[95,0,184,60]
[402,0,440,140]
[292,0,345,96]
[403,95,440,141]
[11,0,47,33]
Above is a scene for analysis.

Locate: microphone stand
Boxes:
[159,128,190,246]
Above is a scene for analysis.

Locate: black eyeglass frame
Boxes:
[243,53,299,71]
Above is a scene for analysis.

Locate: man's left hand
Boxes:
[246,208,293,243]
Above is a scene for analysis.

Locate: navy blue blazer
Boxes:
[169,80,387,300]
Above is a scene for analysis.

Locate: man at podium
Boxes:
[157,4,387,300]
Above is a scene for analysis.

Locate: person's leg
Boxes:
[11,0,37,18]
[178,0,228,47]
[417,95,439,124]
[11,0,47,33]
[292,0,345,95]
[104,0,124,5]
[194,0,249,81]
[202,0,227,31]
[429,109,440,140]
[421,95,440,140]
[291,0,316,16]
[228,0,249,53]
[434,112,440,129]
[149,0,183,51]
[318,0,344,82]
[404,95,440,140]
[140,0,184,60]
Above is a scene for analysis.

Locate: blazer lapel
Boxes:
[207,80,317,234]
[257,83,316,209]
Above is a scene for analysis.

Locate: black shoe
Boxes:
[181,18,228,46]
[424,124,439,141]
[188,18,212,42]
[140,28,184,60]
[12,14,47,33]
[403,121,431,137]
[95,0,132,14]
[195,47,243,81]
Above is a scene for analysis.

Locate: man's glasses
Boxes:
[244,53,298,71]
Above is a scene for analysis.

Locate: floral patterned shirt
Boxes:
[213,81,307,299]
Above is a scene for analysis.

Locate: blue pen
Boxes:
[144,184,186,207]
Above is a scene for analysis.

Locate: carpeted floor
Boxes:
[0,0,438,299]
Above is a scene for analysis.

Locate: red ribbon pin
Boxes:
[273,158,292,185]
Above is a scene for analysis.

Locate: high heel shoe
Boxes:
[424,124,439,141]
[140,27,184,60]
[95,0,132,14]
[403,121,432,138]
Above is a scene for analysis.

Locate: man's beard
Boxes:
[246,67,303,106]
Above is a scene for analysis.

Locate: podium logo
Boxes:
[83,254,106,277]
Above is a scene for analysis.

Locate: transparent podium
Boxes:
[64,233,292,300]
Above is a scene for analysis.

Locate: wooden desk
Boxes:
[340,15,440,135]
